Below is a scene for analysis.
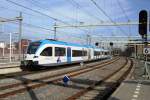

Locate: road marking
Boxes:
[136,88,140,91]
[131,99,137,100]
[137,83,141,86]
[131,83,142,100]
[137,85,141,88]
[133,95,138,98]
[134,91,139,94]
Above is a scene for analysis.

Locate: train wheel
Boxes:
[20,65,28,71]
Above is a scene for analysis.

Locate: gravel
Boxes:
[2,58,126,100]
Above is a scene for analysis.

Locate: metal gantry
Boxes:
[0,12,23,61]
[53,21,139,28]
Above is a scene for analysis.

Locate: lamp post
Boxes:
[2,43,5,57]
[9,33,12,62]
[54,22,57,40]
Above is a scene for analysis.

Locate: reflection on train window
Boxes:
[40,47,52,56]
[82,51,87,56]
[72,50,87,57]
[27,42,41,54]
[55,47,66,56]
[105,52,108,55]
[94,51,100,56]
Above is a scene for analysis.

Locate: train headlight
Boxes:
[33,56,38,58]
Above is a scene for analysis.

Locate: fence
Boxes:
[0,39,29,64]
[145,62,150,79]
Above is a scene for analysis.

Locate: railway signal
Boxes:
[139,10,148,38]
[149,11,150,32]
[110,42,113,47]
[95,42,99,46]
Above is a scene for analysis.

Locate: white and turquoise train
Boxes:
[21,39,110,70]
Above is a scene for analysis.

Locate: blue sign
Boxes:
[57,57,61,63]
[63,75,70,86]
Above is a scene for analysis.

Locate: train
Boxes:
[21,39,110,70]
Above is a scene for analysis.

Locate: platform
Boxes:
[109,80,150,100]
[0,62,21,74]
[109,59,150,100]
[0,62,20,68]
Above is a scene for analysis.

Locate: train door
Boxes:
[88,49,91,60]
[67,47,71,63]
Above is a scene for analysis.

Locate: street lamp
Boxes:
[9,33,12,62]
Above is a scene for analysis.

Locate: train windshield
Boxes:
[27,42,41,54]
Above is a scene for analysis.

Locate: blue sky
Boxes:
[0,0,150,46]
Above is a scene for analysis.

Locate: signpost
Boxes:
[143,48,150,55]
[139,10,149,79]
[63,75,70,86]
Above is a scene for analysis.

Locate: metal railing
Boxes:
[145,62,150,79]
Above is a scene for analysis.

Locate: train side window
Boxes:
[94,51,96,56]
[94,51,99,56]
[72,50,82,57]
[105,52,108,55]
[55,47,66,56]
[83,51,87,56]
[72,50,87,57]
[40,47,52,56]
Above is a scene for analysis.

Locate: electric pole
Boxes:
[54,22,57,40]
[9,33,12,62]
[18,12,23,61]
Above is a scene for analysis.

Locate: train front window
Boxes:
[40,47,52,56]
[27,42,41,54]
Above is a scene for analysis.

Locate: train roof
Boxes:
[39,39,94,48]
[94,48,109,52]
[34,39,108,51]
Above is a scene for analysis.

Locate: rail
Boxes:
[0,57,120,98]
[145,62,150,79]
[66,58,133,100]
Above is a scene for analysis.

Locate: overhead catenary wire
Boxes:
[67,0,109,41]
[3,0,131,43]
[0,1,91,44]
[90,0,127,35]
[116,0,131,37]
[116,0,130,21]
[67,0,103,22]
[6,0,69,24]
[0,16,54,31]
[0,16,86,41]
[0,5,45,18]
[6,0,89,33]
[68,0,120,38]
[27,0,82,23]
[0,5,72,32]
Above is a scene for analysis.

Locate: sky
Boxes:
[0,0,150,47]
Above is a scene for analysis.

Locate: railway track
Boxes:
[67,58,133,100]
[0,57,120,98]
[0,66,19,69]
[0,58,111,79]
[0,66,22,76]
